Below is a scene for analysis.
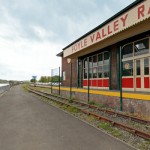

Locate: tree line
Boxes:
[30,76,60,83]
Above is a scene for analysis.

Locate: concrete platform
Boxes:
[0,85,136,150]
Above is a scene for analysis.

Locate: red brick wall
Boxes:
[62,57,77,87]
[110,45,119,90]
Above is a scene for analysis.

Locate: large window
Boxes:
[83,58,87,79]
[122,43,133,58]
[83,51,109,79]
[103,52,109,77]
[144,58,149,75]
[93,55,98,78]
[122,38,149,59]
[122,37,150,78]
[134,38,149,56]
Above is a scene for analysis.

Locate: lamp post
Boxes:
[67,58,72,100]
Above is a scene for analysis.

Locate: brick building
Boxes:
[57,0,150,118]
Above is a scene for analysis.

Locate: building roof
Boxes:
[56,51,63,57]
[63,0,144,50]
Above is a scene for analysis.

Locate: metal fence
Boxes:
[51,67,61,95]
[51,64,88,101]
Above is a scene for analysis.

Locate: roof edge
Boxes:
[63,0,144,50]
[56,51,63,57]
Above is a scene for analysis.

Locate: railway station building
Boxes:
[57,0,150,118]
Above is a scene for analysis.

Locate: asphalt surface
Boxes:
[0,85,136,150]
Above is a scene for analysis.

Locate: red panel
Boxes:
[92,80,97,86]
[89,80,92,86]
[103,79,109,87]
[83,80,87,86]
[144,77,149,88]
[122,78,133,88]
[136,77,141,88]
[98,79,102,87]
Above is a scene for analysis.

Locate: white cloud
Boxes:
[0,0,135,81]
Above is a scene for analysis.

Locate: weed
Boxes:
[97,122,112,131]
[111,128,122,138]
[139,140,150,150]
[22,84,28,91]
[67,106,80,113]
[97,103,105,108]
[88,101,95,105]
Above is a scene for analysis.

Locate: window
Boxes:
[98,54,103,65]
[93,55,97,67]
[83,51,109,79]
[89,57,93,67]
[104,52,109,64]
[93,67,97,78]
[122,43,133,58]
[123,60,133,76]
[104,64,109,77]
[134,38,149,56]
[84,58,88,68]
[84,69,87,79]
[144,58,149,75]
[98,66,103,78]
[89,68,92,78]
[103,52,109,77]
[136,60,140,75]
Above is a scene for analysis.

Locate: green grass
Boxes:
[22,84,28,91]
[97,122,122,138]
[66,106,80,113]
[98,122,111,130]
[139,140,150,150]
[88,101,95,105]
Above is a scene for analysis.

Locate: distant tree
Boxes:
[47,76,51,82]
[39,76,51,83]
[51,75,59,82]
[30,79,36,83]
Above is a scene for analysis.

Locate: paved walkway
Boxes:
[0,85,136,150]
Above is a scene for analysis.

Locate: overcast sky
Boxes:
[0,0,134,81]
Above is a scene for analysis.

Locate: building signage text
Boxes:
[64,0,150,57]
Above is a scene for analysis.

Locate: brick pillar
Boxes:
[62,58,77,87]
[110,45,119,90]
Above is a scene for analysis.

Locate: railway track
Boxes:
[28,87,150,140]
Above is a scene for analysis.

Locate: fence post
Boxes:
[51,69,53,94]
[87,57,90,103]
[59,67,60,95]
[119,46,123,111]
[70,63,72,100]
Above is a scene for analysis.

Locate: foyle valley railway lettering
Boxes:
[72,14,128,53]
[71,3,150,54]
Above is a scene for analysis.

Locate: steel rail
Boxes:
[28,88,150,140]
[29,87,150,125]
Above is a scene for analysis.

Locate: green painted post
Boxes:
[70,63,72,100]
[51,69,53,94]
[59,67,60,95]
[88,57,90,103]
[109,51,111,90]
[120,46,123,111]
